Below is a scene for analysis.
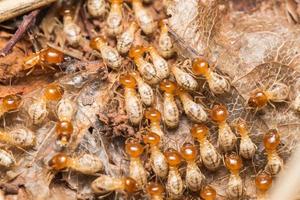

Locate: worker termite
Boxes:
[129,46,160,84]
[125,141,147,188]
[292,94,300,112]
[233,119,256,159]
[145,45,170,80]
[159,80,179,129]
[90,36,122,70]
[146,182,165,200]
[143,132,168,178]
[119,74,143,125]
[91,175,138,194]
[192,58,230,94]
[171,65,198,91]
[131,72,154,106]
[48,152,103,175]
[263,129,283,175]
[61,8,81,46]
[164,148,184,199]
[0,149,16,168]
[145,108,164,138]
[106,0,124,36]
[56,97,76,122]
[158,20,175,59]
[0,128,36,148]
[191,124,221,171]
[117,21,138,54]
[255,173,272,200]
[0,94,22,117]
[248,83,290,108]
[55,120,74,147]
[211,104,237,152]
[180,143,204,192]
[132,0,156,34]
[23,47,64,74]
[224,154,243,199]
[177,88,207,122]
[87,0,106,17]
[200,185,217,200]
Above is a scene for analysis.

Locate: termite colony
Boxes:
[1,0,299,199]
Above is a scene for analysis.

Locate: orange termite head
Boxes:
[119,74,137,89]
[159,79,177,94]
[90,36,106,50]
[210,104,228,123]
[129,46,145,59]
[125,140,144,158]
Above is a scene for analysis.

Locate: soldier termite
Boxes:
[146,182,165,200]
[0,94,22,117]
[248,83,290,108]
[0,128,36,148]
[145,108,165,139]
[159,80,179,129]
[55,120,74,147]
[90,36,122,70]
[106,0,124,36]
[200,185,217,200]
[129,46,160,84]
[191,124,221,171]
[87,0,106,17]
[255,173,272,200]
[164,148,184,199]
[263,129,283,175]
[192,58,230,94]
[224,154,243,199]
[131,72,154,106]
[211,104,237,152]
[180,143,204,192]
[171,65,198,91]
[233,119,256,159]
[119,74,143,125]
[125,141,147,189]
[158,20,175,59]
[48,152,103,175]
[91,175,138,194]
[117,21,138,54]
[0,149,16,168]
[143,132,168,178]
[131,0,156,34]
[144,45,170,80]
[61,8,81,46]
[177,88,207,123]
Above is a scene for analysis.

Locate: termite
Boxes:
[144,45,170,80]
[90,36,122,70]
[146,182,165,200]
[292,94,300,112]
[56,97,76,122]
[131,72,154,106]
[192,58,230,94]
[62,8,81,46]
[191,124,221,171]
[91,175,138,194]
[125,141,147,188]
[87,0,106,17]
[255,173,272,200]
[234,119,256,159]
[180,143,204,192]
[48,152,103,175]
[164,148,184,199]
[159,80,179,129]
[106,0,124,36]
[23,47,64,74]
[0,94,22,117]
[171,65,198,91]
[177,88,207,123]
[143,132,168,178]
[117,21,138,54]
[129,46,160,84]
[119,74,143,125]
[263,129,283,175]
[55,120,74,147]
[158,20,174,59]
[145,108,164,138]
[200,185,217,200]
[248,83,290,108]
[131,0,156,34]
[0,149,16,168]
[224,154,243,199]
[211,104,237,152]
[0,128,36,148]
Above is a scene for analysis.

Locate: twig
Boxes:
[0,10,40,57]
